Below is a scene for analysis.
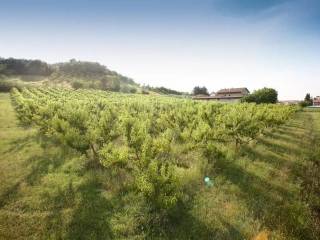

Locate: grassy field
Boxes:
[0,92,319,240]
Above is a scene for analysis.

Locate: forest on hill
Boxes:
[0,57,138,93]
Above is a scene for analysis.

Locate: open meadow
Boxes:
[0,90,319,240]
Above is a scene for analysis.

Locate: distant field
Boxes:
[0,91,319,240]
[305,106,320,111]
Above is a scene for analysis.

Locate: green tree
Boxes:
[192,86,209,96]
[100,77,108,90]
[129,87,137,93]
[109,78,121,92]
[0,63,6,74]
[304,93,313,106]
[72,81,84,89]
[242,87,278,104]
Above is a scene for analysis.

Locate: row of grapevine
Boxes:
[10,87,298,224]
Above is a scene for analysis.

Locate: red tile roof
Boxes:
[216,88,249,94]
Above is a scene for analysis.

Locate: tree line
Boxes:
[0,58,53,76]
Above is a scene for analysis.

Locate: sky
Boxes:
[0,0,319,99]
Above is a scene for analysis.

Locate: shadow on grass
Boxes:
[278,129,304,140]
[214,157,314,239]
[3,134,37,154]
[174,213,244,240]
[262,130,306,148]
[250,120,311,179]
[38,176,114,240]
[0,135,69,208]
[256,137,303,157]
[0,150,67,208]
[212,114,316,239]
[25,149,68,185]
[146,202,245,240]
[0,181,22,208]
[64,178,114,240]
[241,145,306,180]
[42,182,76,239]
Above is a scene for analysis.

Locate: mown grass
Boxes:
[0,93,319,239]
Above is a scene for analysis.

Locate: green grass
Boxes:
[0,93,319,239]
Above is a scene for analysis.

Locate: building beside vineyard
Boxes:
[314,96,320,106]
[193,88,250,103]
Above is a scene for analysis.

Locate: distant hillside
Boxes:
[48,59,139,92]
[0,57,138,93]
[143,85,190,96]
[0,57,187,96]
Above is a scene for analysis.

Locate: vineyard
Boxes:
[1,88,319,239]
[10,87,297,211]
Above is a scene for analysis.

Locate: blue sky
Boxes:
[0,0,320,99]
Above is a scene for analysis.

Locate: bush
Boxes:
[0,80,23,92]
[72,81,84,89]
[129,87,137,93]
[120,85,137,94]
[299,101,309,108]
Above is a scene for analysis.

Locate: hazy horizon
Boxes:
[1,0,319,100]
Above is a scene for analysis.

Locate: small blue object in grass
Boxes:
[204,176,213,187]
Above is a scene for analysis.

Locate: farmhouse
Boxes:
[314,96,320,106]
[193,88,250,103]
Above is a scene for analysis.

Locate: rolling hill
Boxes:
[0,57,188,96]
[0,57,139,93]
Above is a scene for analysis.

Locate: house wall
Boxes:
[314,97,320,106]
[216,98,241,103]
